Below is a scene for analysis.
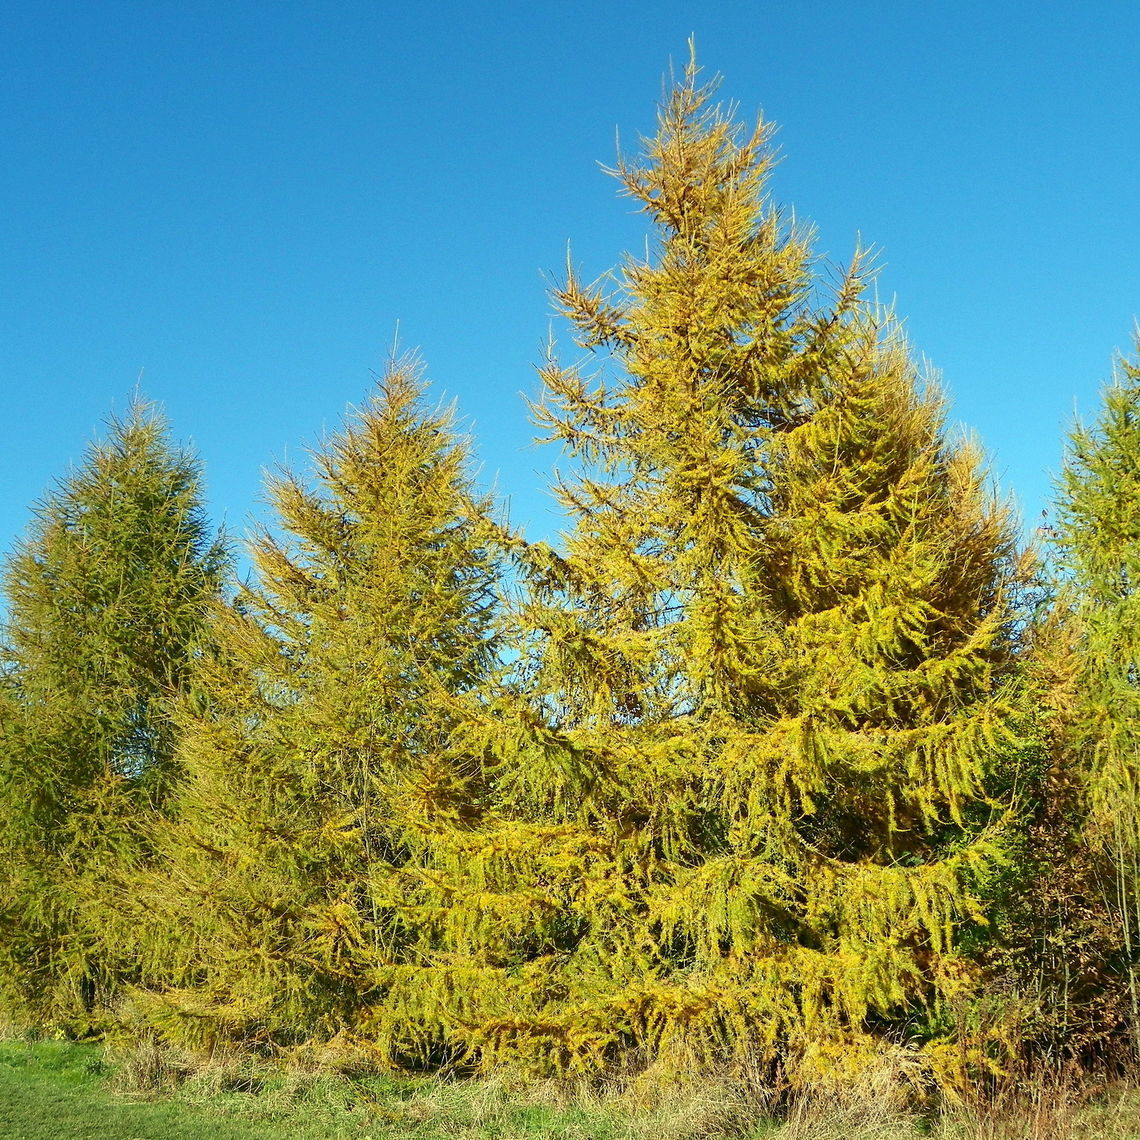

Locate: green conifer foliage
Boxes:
[133,363,501,1059]
[0,402,227,1030]
[437,61,1026,1082]
[1053,340,1140,1054]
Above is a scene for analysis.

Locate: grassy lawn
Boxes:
[0,1039,631,1139]
[0,1040,300,1139]
[0,1039,382,1139]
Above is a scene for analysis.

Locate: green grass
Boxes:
[0,1039,299,1138]
[0,1039,635,1139]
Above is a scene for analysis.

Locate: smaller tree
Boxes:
[132,361,502,1061]
[1052,337,1140,1056]
[0,400,227,1030]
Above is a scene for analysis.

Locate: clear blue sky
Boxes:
[3,1,1139,561]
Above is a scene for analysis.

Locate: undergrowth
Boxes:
[6,1035,1140,1139]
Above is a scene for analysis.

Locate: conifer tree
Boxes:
[132,362,501,1059]
[0,401,227,1030]
[434,59,1027,1083]
[1052,339,1140,1055]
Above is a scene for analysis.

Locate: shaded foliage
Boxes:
[1045,341,1140,1060]
[0,401,227,1030]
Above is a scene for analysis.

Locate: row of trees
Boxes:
[2,61,1139,1089]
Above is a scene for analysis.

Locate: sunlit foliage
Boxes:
[129,362,502,1059]
[1,54,1132,1102]
[414,58,1030,1083]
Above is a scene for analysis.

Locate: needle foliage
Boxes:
[1052,339,1140,1056]
[0,401,227,1031]
[0,54,1104,1099]
[130,362,503,1061]
[415,59,1029,1084]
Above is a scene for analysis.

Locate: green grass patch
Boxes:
[0,1038,291,1138]
[0,1039,641,1139]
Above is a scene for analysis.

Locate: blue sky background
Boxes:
[3,1,1139,563]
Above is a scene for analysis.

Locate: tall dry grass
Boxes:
[100,1034,1140,1140]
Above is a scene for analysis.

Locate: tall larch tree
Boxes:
[1052,338,1140,1057]
[0,401,227,1031]
[433,58,1028,1085]
[131,362,502,1062]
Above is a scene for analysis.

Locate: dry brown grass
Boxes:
[94,1035,1140,1139]
[947,1070,1140,1140]
[769,1066,1140,1140]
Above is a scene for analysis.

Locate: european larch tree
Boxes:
[436,59,1028,1084]
[1052,338,1140,1056]
[132,362,502,1061]
[0,401,227,1031]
